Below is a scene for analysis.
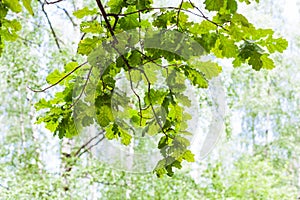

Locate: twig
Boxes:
[69,66,93,108]
[18,36,41,47]
[107,6,228,31]
[95,0,133,71]
[135,68,166,135]
[74,131,104,157]
[77,136,105,157]
[0,183,9,190]
[29,61,88,92]
[45,0,64,4]
[39,0,61,50]
[128,70,143,126]
[187,0,228,31]
[95,0,115,37]
[80,16,98,40]
[56,5,77,26]
[177,0,184,29]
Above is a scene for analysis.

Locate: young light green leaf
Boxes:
[46,69,64,85]
[204,0,224,11]
[22,0,34,15]
[73,7,98,19]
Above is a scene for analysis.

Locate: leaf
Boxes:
[154,159,167,178]
[108,0,126,13]
[189,60,222,79]
[119,13,139,30]
[128,50,142,67]
[182,150,195,162]
[217,35,238,58]
[64,62,78,73]
[35,98,51,111]
[248,51,263,71]
[181,66,208,88]
[204,0,225,11]
[119,127,132,145]
[261,54,275,70]
[87,44,107,68]
[144,89,168,105]
[80,21,103,34]
[226,0,238,13]
[46,69,64,85]
[175,93,191,107]
[181,2,194,9]
[105,123,119,140]
[22,0,34,15]
[104,123,132,145]
[265,37,288,53]
[78,37,102,55]
[73,7,98,19]
[136,0,153,10]
[189,20,216,35]
[3,0,22,13]
[153,11,177,28]
[97,105,114,127]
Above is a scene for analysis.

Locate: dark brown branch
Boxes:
[177,0,184,29]
[95,0,133,71]
[128,70,143,126]
[80,16,98,40]
[77,136,105,157]
[95,0,115,37]
[69,66,93,108]
[45,0,64,4]
[56,5,77,27]
[0,183,9,190]
[187,0,228,31]
[136,49,183,69]
[18,36,41,47]
[107,6,228,31]
[135,68,166,136]
[29,61,88,92]
[74,131,104,157]
[39,0,61,50]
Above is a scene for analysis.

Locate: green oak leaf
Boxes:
[22,0,34,15]
[204,0,225,11]
[46,69,64,85]
[73,7,98,19]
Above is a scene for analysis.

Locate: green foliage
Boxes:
[0,1,299,198]
[73,7,98,19]
[19,0,288,177]
[0,0,33,55]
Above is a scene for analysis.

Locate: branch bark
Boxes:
[39,0,62,50]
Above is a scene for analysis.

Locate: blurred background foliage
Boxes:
[0,0,300,199]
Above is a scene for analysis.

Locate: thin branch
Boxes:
[177,0,184,29]
[187,0,228,31]
[45,0,64,4]
[0,183,9,190]
[77,136,105,157]
[29,61,88,92]
[18,36,41,47]
[95,0,115,37]
[95,0,133,71]
[136,49,183,69]
[69,66,93,108]
[135,68,166,136]
[38,0,61,50]
[107,6,228,31]
[56,5,77,27]
[74,131,104,157]
[128,70,143,126]
[80,16,98,40]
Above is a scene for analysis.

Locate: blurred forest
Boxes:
[0,0,300,199]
